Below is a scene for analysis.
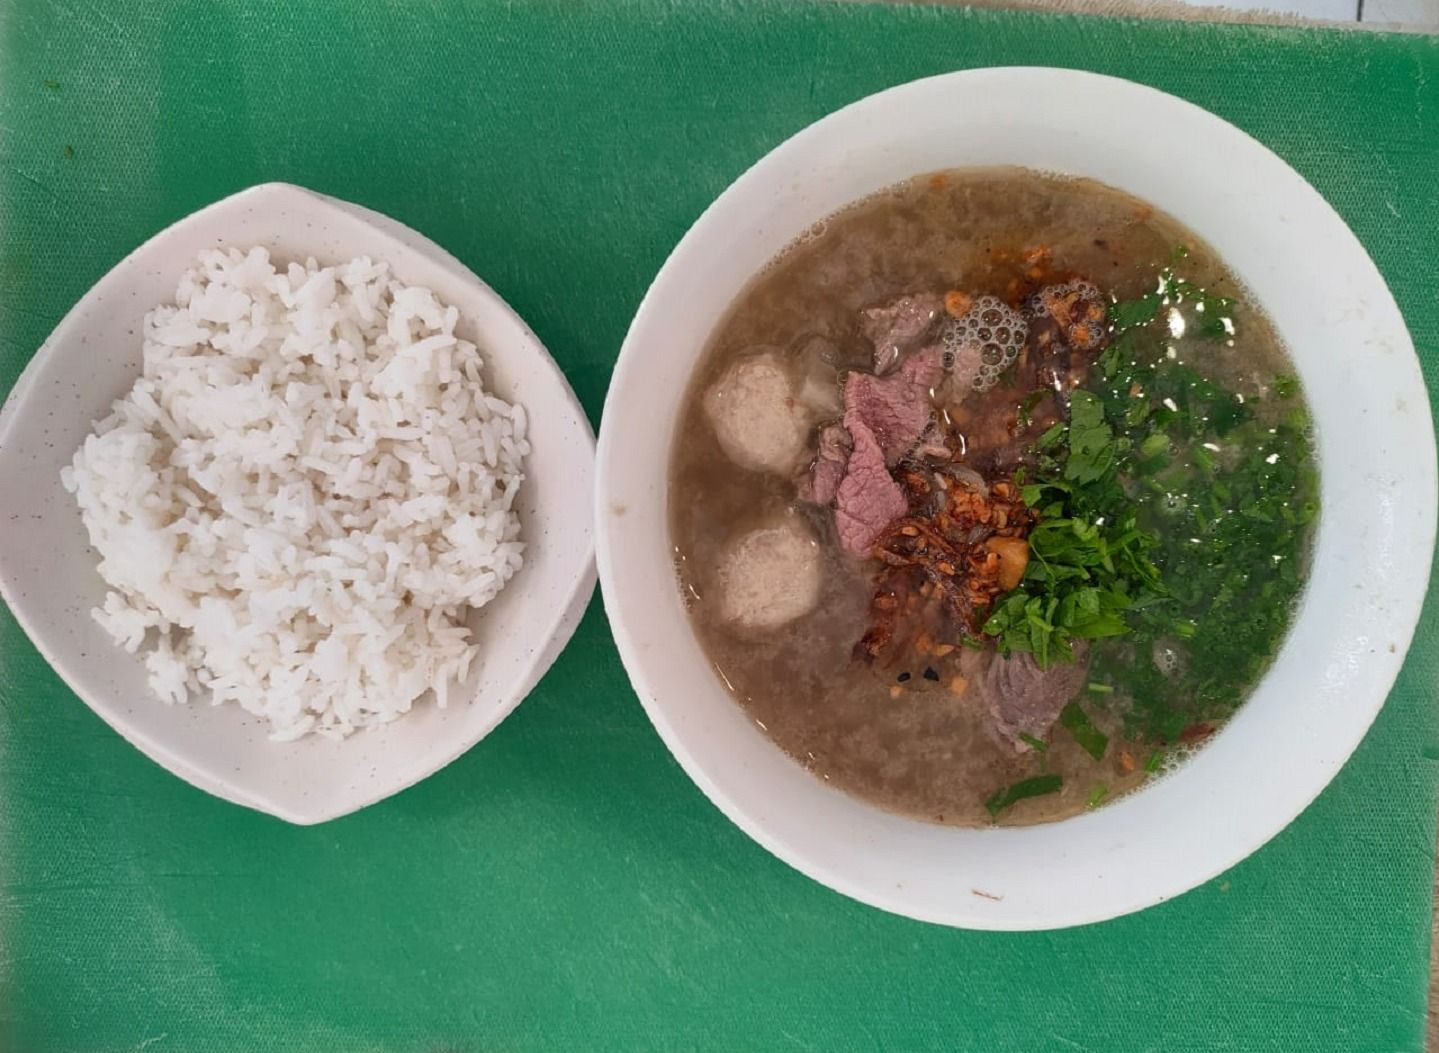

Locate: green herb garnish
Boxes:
[1092,339,1316,740]
[1109,293,1161,330]
[985,775,1063,817]
[1086,784,1109,809]
[1145,749,1166,773]
[982,390,1166,666]
[986,257,1317,748]
[1059,702,1109,760]
[1109,269,1234,342]
[1063,391,1116,485]
[1017,732,1049,753]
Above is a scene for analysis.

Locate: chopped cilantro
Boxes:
[1063,391,1115,485]
[982,389,1165,667]
[1109,293,1161,330]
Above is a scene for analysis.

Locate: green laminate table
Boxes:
[2,1,1437,1050]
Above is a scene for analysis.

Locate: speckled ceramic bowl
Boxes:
[0,182,596,824]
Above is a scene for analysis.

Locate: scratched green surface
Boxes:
[1,1,1437,1050]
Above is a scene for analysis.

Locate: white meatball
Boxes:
[702,352,810,475]
[717,518,822,632]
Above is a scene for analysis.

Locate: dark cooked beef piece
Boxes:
[834,420,908,556]
[912,422,953,462]
[843,345,942,466]
[962,642,1091,750]
[967,438,1028,477]
[853,565,923,662]
[860,293,942,374]
[1025,280,1109,390]
[796,423,851,506]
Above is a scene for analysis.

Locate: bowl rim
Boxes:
[595,67,1437,928]
[0,181,597,824]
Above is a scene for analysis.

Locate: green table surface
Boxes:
[2,1,1438,1050]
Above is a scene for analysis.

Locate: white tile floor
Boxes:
[1170,0,1438,25]
[1362,0,1439,26]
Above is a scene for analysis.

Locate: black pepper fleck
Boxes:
[896,672,911,683]
[923,667,940,682]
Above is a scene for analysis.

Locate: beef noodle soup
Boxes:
[669,168,1317,826]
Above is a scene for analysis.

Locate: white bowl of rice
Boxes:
[0,183,595,824]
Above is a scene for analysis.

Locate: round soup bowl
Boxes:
[597,68,1435,929]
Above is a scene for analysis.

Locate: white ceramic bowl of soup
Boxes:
[596,68,1436,929]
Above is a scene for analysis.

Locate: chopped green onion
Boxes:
[1145,749,1165,773]
[1017,733,1049,753]
[985,775,1063,817]
[1139,432,1170,460]
[1059,702,1109,761]
[1086,784,1109,809]
[1087,682,1114,695]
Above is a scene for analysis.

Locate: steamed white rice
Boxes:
[61,247,529,740]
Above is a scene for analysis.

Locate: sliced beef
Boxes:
[702,352,811,476]
[843,345,941,466]
[961,642,1090,751]
[798,340,943,551]
[861,293,942,374]
[796,423,851,506]
[834,420,908,556]
[716,517,822,632]
[900,343,945,389]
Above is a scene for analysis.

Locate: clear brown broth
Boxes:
[669,168,1305,826]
